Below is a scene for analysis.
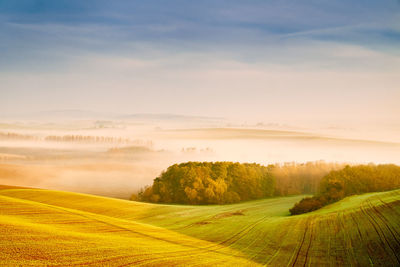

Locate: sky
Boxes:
[0,0,399,127]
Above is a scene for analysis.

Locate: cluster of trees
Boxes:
[137,162,275,204]
[290,164,400,215]
[134,161,343,204]
[0,132,37,141]
[0,132,143,144]
[272,161,345,196]
[135,162,400,208]
[45,135,133,144]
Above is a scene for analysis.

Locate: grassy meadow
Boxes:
[1,185,399,266]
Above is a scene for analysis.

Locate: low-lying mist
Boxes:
[0,118,399,199]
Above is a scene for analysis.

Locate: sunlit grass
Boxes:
[1,187,399,266]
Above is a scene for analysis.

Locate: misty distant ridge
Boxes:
[160,127,400,147]
[0,109,225,122]
[0,109,398,144]
[0,109,115,120]
[119,113,225,122]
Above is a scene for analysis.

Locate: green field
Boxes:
[1,185,399,266]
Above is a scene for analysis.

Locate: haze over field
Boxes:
[1,1,400,266]
[0,2,399,198]
[0,115,399,198]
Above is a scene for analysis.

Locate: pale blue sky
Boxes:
[0,1,399,125]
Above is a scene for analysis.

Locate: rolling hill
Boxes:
[1,185,399,266]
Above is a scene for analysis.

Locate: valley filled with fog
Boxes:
[1,113,399,199]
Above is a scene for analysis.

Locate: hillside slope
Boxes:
[1,186,399,266]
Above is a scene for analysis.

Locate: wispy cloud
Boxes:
[0,0,399,126]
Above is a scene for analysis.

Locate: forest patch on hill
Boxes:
[134,161,344,204]
[289,164,400,214]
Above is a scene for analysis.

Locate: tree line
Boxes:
[134,161,344,204]
[135,162,275,204]
[0,132,38,141]
[0,131,154,146]
[45,135,132,143]
[289,164,400,215]
[272,161,344,196]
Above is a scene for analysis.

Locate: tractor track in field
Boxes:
[378,198,400,217]
[117,243,251,267]
[3,189,400,266]
[366,199,400,262]
[370,199,400,244]
[218,215,270,247]
[364,199,400,258]
[184,212,275,252]
[338,212,356,266]
[243,218,293,265]
[302,217,315,267]
[348,211,374,266]
[289,217,312,267]
[109,212,275,266]
[5,193,274,258]
[2,195,254,266]
[360,200,400,265]
[260,219,296,266]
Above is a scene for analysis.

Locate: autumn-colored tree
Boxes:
[138,162,275,204]
[134,161,348,204]
[290,164,400,215]
[134,162,400,207]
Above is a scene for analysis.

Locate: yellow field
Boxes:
[1,186,399,266]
